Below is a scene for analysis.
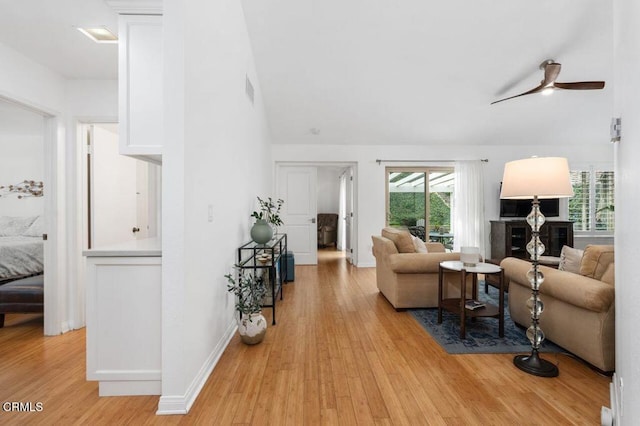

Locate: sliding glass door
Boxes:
[386,167,455,247]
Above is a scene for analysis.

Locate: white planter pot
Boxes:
[238,312,267,345]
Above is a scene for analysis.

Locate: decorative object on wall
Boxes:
[0,180,44,199]
[500,157,574,377]
[225,270,268,345]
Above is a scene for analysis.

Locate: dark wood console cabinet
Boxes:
[490,220,574,262]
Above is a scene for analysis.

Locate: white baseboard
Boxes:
[156,321,237,415]
[601,372,621,426]
[355,261,376,268]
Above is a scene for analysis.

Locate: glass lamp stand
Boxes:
[513,196,559,377]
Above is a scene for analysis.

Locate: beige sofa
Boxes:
[372,228,473,309]
[501,245,615,372]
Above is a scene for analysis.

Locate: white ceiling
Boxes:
[0,0,613,147]
[0,0,118,80]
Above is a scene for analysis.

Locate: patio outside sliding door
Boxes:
[386,167,455,249]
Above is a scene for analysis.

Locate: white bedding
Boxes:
[0,236,44,280]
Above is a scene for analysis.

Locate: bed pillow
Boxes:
[0,216,38,237]
[23,216,43,237]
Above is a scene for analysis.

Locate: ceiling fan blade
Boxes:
[554,81,605,90]
[490,84,544,105]
[542,62,561,85]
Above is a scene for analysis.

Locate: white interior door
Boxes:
[90,124,140,247]
[345,167,354,264]
[277,165,318,265]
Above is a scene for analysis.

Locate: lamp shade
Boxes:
[500,157,574,199]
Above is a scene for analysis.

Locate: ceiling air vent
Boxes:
[245,75,254,105]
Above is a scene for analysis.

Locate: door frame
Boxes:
[69,117,119,330]
[274,161,358,265]
[0,93,61,335]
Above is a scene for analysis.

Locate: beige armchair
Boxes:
[317,213,338,247]
[372,227,473,310]
[501,244,615,372]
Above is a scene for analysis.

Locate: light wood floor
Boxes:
[0,248,610,425]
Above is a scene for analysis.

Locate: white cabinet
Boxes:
[85,239,162,396]
[118,14,163,164]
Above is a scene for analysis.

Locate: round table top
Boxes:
[440,260,502,274]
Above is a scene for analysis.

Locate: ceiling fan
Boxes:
[491,59,605,105]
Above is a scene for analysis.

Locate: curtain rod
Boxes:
[376,159,488,165]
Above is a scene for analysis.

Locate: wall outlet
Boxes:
[208,205,213,222]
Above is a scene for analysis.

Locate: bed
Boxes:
[0,216,44,282]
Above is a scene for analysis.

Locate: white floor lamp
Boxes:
[500,157,574,377]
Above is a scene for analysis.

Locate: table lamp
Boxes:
[500,157,574,377]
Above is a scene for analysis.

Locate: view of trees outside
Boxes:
[387,170,454,242]
[568,170,614,232]
[388,191,451,230]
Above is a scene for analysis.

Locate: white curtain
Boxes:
[453,160,486,257]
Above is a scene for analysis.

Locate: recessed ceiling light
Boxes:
[77,27,118,44]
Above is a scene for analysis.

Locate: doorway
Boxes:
[0,95,59,335]
[82,123,160,250]
[276,162,357,266]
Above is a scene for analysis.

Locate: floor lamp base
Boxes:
[514,351,559,377]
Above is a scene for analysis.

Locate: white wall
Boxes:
[0,126,45,217]
[272,143,614,267]
[0,40,67,334]
[161,0,273,413]
[0,42,65,111]
[613,1,640,423]
[317,167,341,214]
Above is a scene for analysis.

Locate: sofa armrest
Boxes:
[388,252,461,274]
[501,257,614,312]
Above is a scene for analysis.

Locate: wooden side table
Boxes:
[484,258,507,293]
[438,261,504,339]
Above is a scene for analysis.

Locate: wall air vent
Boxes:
[245,75,254,105]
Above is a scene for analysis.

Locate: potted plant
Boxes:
[250,197,284,244]
[225,270,268,344]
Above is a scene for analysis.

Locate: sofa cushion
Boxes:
[600,263,615,286]
[411,235,428,253]
[580,245,615,280]
[558,245,584,274]
[382,228,416,253]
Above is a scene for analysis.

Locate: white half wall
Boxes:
[613,0,640,423]
[272,143,614,267]
[160,0,273,414]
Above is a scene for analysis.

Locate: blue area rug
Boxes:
[409,284,564,354]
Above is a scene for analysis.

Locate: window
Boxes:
[386,167,455,246]
[568,169,614,233]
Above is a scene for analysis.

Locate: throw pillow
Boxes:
[412,235,429,253]
[580,245,615,280]
[23,216,43,237]
[558,245,583,274]
[381,228,416,253]
[600,263,615,286]
[0,216,38,237]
